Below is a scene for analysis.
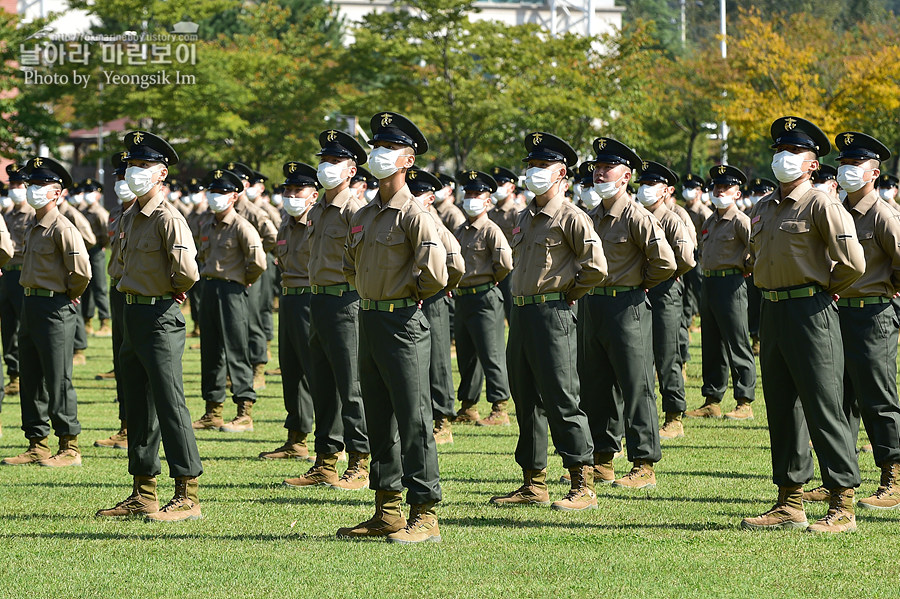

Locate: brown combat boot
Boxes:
[807,487,856,534]
[2,436,51,465]
[38,435,82,467]
[96,476,159,517]
[452,401,480,424]
[192,401,224,430]
[72,349,87,366]
[252,363,266,390]
[95,319,112,337]
[725,399,754,420]
[283,452,340,487]
[750,334,760,356]
[332,452,370,490]
[801,484,830,502]
[476,400,511,427]
[490,469,551,506]
[860,443,873,453]
[387,501,441,544]
[146,477,202,522]
[94,420,128,449]
[684,400,722,419]
[4,375,19,396]
[741,485,808,530]
[187,324,200,338]
[94,369,116,380]
[265,367,282,376]
[336,490,406,539]
[85,320,95,335]
[594,452,616,484]
[613,460,657,489]
[258,430,313,461]
[433,417,453,445]
[220,400,254,433]
[858,462,900,510]
[552,465,597,511]
[659,412,685,440]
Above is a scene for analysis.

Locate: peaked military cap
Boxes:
[23,156,72,189]
[187,177,204,194]
[877,173,899,189]
[222,161,254,181]
[811,165,837,183]
[169,180,183,192]
[591,137,641,170]
[458,170,498,193]
[80,178,103,192]
[707,164,746,187]
[749,177,777,194]
[317,129,368,164]
[835,131,892,163]
[368,112,428,155]
[637,161,678,186]
[435,172,455,188]
[203,169,242,193]
[124,130,178,165]
[111,151,129,176]
[6,163,27,183]
[282,161,319,188]
[681,172,704,189]
[523,132,577,167]
[770,116,830,157]
[577,162,594,186]
[406,167,442,195]
[250,170,268,185]
[491,166,518,184]
[351,166,378,188]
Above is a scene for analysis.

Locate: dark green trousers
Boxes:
[260,253,277,342]
[308,291,368,454]
[840,303,900,466]
[81,246,110,321]
[279,293,313,434]
[455,286,510,406]
[109,286,126,421]
[700,274,756,401]
[74,305,87,351]
[582,290,661,463]
[358,306,441,505]
[746,273,761,338]
[246,274,268,365]
[507,300,593,470]
[121,298,202,479]
[187,276,203,330]
[0,268,24,380]
[19,295,80,439]
[422,293,455,420]
[759,291,859,489]
[680,262,702,363]
[200,279,256,405]
[648,277,687,414]
[497,275,512,323]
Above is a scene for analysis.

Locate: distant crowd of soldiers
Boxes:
[0,112,898,541]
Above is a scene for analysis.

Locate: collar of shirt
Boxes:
[785,179,812,203]
[325,187,353,210]
[215,208,238,227]
[37,206,59,229]
[15,202,34,215]
[528,191,565,220]
[649,202,667,220]
[715,203,738,221]
[844,189,879,216]
[139,190,166,217]
[599,192,630,221]
[379,185,414,211]
[464,213,488,231]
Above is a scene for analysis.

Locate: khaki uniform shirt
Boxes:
[685,201,712,240]
[433,199,466,232]
[510,192,607,301]
[82,202,110,249]
[589,194,676,289]
[117,190,199,296]
[698,204,751,273]
[489,199,519,242]
[4,202,35,267]
[650,203,696,278]
[58,200,97,248]
[106,201,136,280]
[0,215,13,268]
[255,197,283,230]
[671,202,698,246]
[841,190,900,297]
[749,180,865,294]
[307,188,364,287]
[198,209,266,286]
[277,212,312,288]
[21,207,91,298]
[455,213,513,287]
[428,211,465,291]
[343,185,448,301]
[234,196,278,253]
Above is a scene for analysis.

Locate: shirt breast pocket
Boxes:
[375,228,407,270]
[137,237,160,254]
[778,219,811,256]
[325,224,345,239]
[539,232,564,268]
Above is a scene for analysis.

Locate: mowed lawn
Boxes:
[0,309,897,599]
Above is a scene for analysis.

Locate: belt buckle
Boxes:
[388,302,394,313]
[282,287,289,295]
[857,300,865,308]
[311,285,319,294]
[24,288,30,297]
[770,292,779,302]
[361,299,370,310]
[514,296,524,306]
[611,289,617,297]
[539,294,546,303]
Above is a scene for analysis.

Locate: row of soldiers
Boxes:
[1,112,898,542]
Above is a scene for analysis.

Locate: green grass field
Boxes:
[0,311,897,599]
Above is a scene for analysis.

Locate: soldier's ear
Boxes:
[159,166,169,181]
[347,163,358,180]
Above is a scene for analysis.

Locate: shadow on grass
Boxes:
[440,515,733,532]
[662,470,770,481]
[251,495,371,508]
[0,531,309,542]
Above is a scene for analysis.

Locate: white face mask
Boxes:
[462,197,486,217]
[434,187,451,203]
[837,164,874,193]
[525,166,558,196]
[594,172,626,200]
[85,190,100,205]
[167,191,179,202]
[681,188,698,202]
[206,192,233,213]
[748,194,763,206]
[369,147,405,180]
[179,193,192,204]
[701,191,710,204]
[270,193,283,207]
[126,165,162,197]
[813,183,832,193]
[771,150,811,183]
[190,192,204,206]
[284,193,313,217]
[580,186,602,210]
[879,188,897,201]
[26,184,55,209]
[364,188,378,202]
[710,191,735,209]
[317,161,349,190]
[491,186,509,205]
[8,187,26,205]
[636,184,664,207]
[245,186,261,200]
[114,180,136,203]
[0,196,11,210]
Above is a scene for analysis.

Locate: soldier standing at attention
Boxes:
[741,117,865,534]
[97,131,202,522]
[581,138,675,490]
[191,170,266,434]
[79,178,112,337]
[261,162,317,464]
[487,166,520,324]
[801,132,900,511]
[184,178,208,339]
[432,172,465,232]
[57,187,96,367]
[743,177,777,355]
[454,170,513,427]
[685,165,756,424]
[490,132,607,511]
[337,112,448,543]
[2,157,88,467]
[679,173,710,356]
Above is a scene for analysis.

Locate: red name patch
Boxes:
[277,240,287,246]
[351,225,363,234]
[512,226,521,235]
[701,229,708,235]
[201,236,209,242]
[751,216,761,224]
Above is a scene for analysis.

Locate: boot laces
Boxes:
[159,496,190,512]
